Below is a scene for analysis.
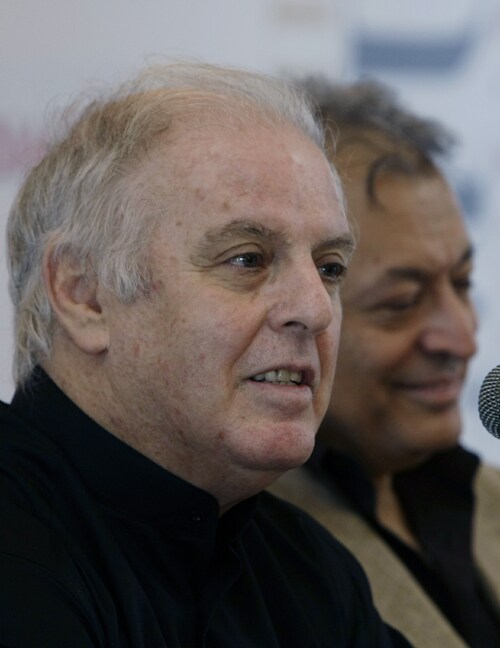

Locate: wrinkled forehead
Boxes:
[140,118,348,253]
[142,117,339,208]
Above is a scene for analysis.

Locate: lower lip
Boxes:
[397,379,463,407]
[247,380,313,411]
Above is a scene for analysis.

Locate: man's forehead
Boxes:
[346,179,471,285]
[155,116,322,172]
[350,170,466,238]
[143,118,348,249]
[148,120,337,207]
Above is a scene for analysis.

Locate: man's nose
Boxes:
[267,261,336,335]
[419,288,477,359]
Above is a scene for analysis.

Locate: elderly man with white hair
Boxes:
[0,63,409,647]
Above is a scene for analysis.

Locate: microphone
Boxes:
[478,364,500,438]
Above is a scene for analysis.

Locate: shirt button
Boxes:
[190,509,202,522]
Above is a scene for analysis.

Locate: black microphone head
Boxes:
[479,364,500,438]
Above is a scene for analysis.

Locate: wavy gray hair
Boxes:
[302,77,454,157]
[301,77,456,204]
[7,62,330,385]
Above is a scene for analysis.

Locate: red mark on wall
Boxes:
[0,119,45,177]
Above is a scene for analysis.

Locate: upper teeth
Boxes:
[252,369,302,385]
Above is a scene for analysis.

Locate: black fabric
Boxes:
[0,371,409,647]
[308,424,500,647]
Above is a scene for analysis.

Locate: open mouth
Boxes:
[251,369,303,386]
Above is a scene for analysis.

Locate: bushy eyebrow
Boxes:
[197,219,355,256]
[200,220,287,247]
[315,234,356,258]
[386,244,474,282]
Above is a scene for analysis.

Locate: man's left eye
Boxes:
[318,262,346,281]
[227,252,264,268]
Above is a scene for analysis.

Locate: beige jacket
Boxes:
[269,463,500,647]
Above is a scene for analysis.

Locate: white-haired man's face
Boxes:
[92,122,352,508]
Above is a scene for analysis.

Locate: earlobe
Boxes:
[43,249,110,355]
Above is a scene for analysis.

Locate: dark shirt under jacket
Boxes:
[308,426,500,647]
[0,371,409,648]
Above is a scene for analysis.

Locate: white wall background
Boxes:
[1,0,499,463]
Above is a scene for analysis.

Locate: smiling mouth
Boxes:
[251,369,303,386]
[396,376,463,406]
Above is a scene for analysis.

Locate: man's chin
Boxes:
[243,441,315,476]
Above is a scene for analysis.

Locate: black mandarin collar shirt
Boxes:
[0,371,409,647]
[309,421,500,647]
[10,368,253,547]
[9,370,259,602]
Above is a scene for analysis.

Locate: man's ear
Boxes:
[43,248,110,355]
